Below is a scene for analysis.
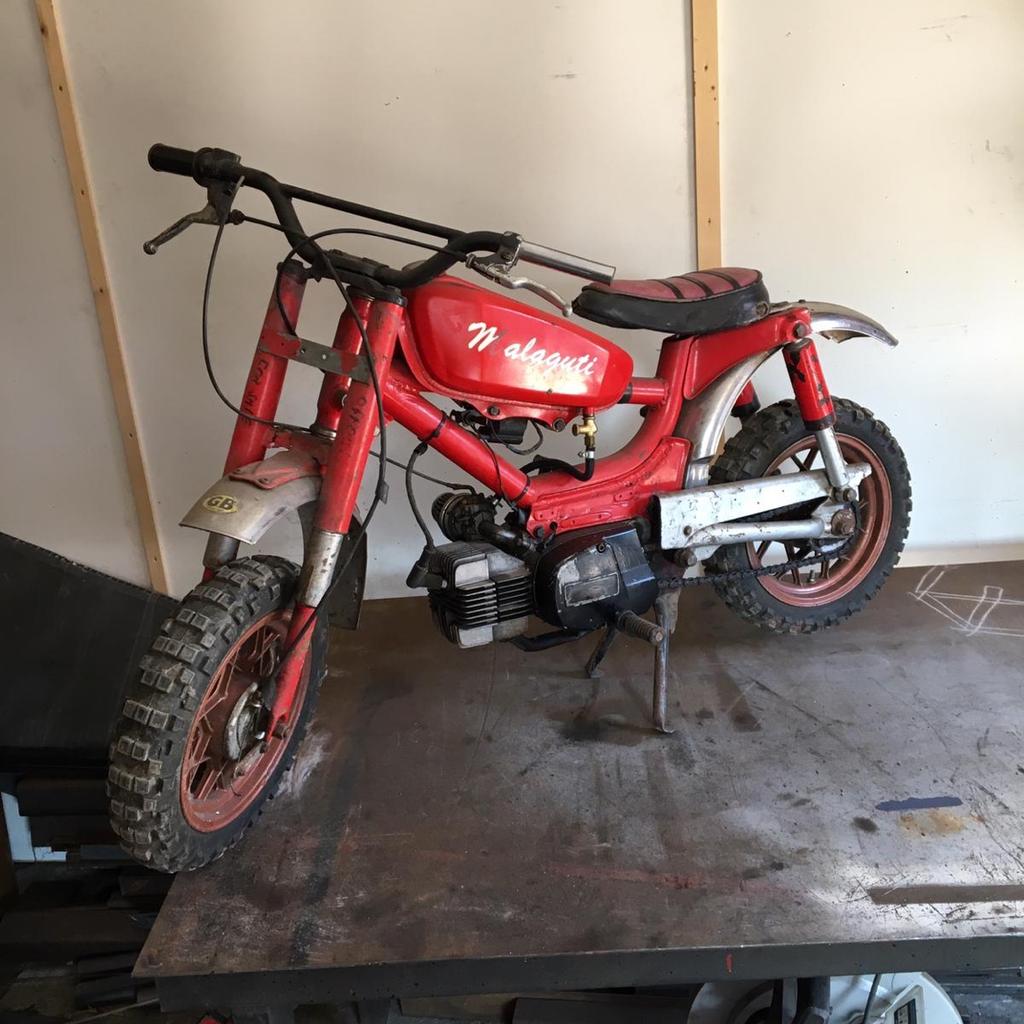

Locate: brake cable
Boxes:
[201,178,308,434]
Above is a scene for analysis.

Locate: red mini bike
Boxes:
[110,145,911,871]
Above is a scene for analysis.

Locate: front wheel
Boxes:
[108,555,326,872]
[705,398,912,634]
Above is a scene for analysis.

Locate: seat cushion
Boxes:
[573,268,769,335]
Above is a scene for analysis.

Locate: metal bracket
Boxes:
[258,334,371,383]
[467,233,522,274]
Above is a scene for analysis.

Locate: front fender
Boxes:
[181,450,366,629]
[182,469,320,545]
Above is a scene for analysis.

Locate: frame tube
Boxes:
[383,364,532,504]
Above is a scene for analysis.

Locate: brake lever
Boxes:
[143,203,244,255]
[467,258,573,317]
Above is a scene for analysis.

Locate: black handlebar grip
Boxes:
[148,144,198,176]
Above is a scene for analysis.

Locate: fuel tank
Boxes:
[403,276,633,417]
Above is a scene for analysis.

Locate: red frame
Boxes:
[221,271,813,732]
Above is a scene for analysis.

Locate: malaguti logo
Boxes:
[466,322,597,378]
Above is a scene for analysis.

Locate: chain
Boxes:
[656,534,855,590]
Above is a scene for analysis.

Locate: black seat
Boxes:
[573,267,769,335]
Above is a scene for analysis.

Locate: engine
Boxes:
[416,542,533,647]
[407,492,658,648]
[533,524,658,633]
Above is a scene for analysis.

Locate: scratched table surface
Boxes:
[139,560,1024,1012]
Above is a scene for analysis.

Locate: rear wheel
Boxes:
[108,555,326,872]
[704,398,911,634]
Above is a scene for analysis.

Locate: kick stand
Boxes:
[585,623,619,678]
[652,590,680,734]
[583,597,679,734]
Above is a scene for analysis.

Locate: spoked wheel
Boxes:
[179,607,305,832]
[748,433,891,605]
[108,556,326,872]
[705,398,911,634]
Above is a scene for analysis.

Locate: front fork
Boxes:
[268,298,404,737]
[201,262,311,575]
[201,263,401,737]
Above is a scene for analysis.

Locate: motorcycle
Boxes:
[110,144,911,871]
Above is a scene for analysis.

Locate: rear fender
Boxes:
[677,303,897,489]
[799,301,899,347]
[181,450,366,629]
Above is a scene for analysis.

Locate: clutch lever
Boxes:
[143,203,244,254]
[143,177,244,255]
[467,256,573,317]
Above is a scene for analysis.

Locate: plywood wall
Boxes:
[718,0,1024,565]
[55,0,695,597]
[0,1,148,585]
[4,1,1021,600]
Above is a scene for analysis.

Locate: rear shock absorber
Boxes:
[783,332,850,491]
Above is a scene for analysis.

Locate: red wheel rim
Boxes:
[749,434,893,608]
[180,608,307,832]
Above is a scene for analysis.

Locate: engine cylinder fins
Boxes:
[413,540,534,649]
[410,524,660,652]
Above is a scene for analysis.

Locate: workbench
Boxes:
[137,560,1024,1017]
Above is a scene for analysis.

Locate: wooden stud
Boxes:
[35,0,169,593]
[691,0,722,270]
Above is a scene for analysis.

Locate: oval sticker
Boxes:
[202,494,240,514]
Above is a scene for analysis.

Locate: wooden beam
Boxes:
[691,0,722,269]
[35,0,169,593]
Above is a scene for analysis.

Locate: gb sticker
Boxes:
[202,494,241,514]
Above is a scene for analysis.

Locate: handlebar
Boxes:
[147,143,615,289]
[148,144,198,177]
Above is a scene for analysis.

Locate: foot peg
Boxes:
[616,610,665,646]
